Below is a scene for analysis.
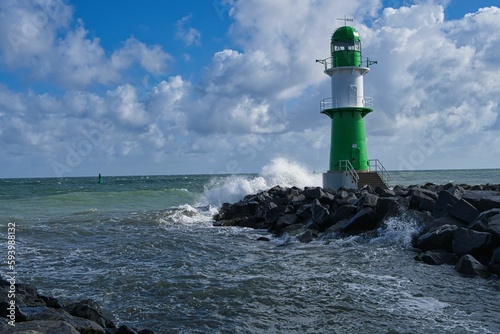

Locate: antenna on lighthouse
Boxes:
[337,16,353,26]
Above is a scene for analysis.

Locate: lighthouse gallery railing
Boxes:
[320,97,373,112]
[338,160,359,185]
[368,159,391,187]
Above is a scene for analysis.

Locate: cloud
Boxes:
[175,14,201,46]
[1,0,500,177]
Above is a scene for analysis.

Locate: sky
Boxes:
[0,0,499,178]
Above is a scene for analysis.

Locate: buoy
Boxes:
[98,173,103,184]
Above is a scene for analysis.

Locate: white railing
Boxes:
[338,160,359,184]
[320,97,373,112]
[368,159,390,186]
[315,56,377,70]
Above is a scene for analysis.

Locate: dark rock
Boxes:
[232,200,258,215]
[265,206,286,226]
[355,193,379,209]
[214,215,257,228]
[452,228,491,257]
[303,187,334,204]
[40,295,63,309]
[462,191,500,212]
[424,215,467,232]
[0,320,80,334]
[213,203,234,221]
[255,201,278,221]
[488,214,500,239]
[256,236,270,242]
[0,300,29,322]
[448,199,480,225]
[65,299,115,329]
[30,307,106,333]
[340,207,379,234]
[295,204,312,219]
[454,254,490,277]
[311,199,330,224]
[415,224,459,252]
[297,230,317,243]
[138,330,155,334]
[374,186,396,197]
[488,247,500,275]
[116,325,139,334]
[409,189,435,213]
[432,190,461,218]
[420,250,457,265]
[376,197,403,219]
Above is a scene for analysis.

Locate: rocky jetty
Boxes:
[213,182,500,278]
[0,277,154,334]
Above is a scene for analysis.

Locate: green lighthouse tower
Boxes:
[317,22,389,189]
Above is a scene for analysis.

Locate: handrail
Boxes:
[368,159,390,186]
[315,57,377,70]
[320,97,373,112]
[338,160,359,184]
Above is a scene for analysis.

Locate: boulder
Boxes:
[478,196,500,212]
[355,193,379,210]
[423,215,467,233]
[64,299,115,329]
[452,228,491,257]
[0,320,80,334]
[374,187,396,197]
[297,230,317,243]
[232,200,258,215]
[454,254,490,277]
[30,307,106,333]
[488,247,500,275]
[311,200,330,224]
[415,224,459,252]
[116,325,140,334]
[448,199,480,225]
[487,214,500,239]
[340,207,379,234]
[409,189,435,213]
[420,250,457,265]
[462,191,500,212]
[432,190,461,218]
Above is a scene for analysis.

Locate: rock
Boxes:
[355,193,379,209]
[420,250,457,265]
[340,207,379,234]
[409,189,435,213]
[303,187,334,204]
[297,230,317,243]
[454,254,490,277]
[422,215,467,234]
[488,248,500,275]
[0,301,29,322]
[116,325,139,334]
[374,186,396,197]
[64,299,115,329]
[264,206,286,227]
[256,236,270,242]
[295,204,312,219]
[415,224,459,252]
[487,214,500,239]
[232,200,258,215]
[311,200,330,224]
[376,197,404,219]
[448,199,480,225]
[432,190,461,218]
[30,307,106,333]
[462,191,500,212]
[0,320,80,334]
[452,228,491,257]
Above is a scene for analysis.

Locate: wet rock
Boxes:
[454,254,490,277]
[340,207,379,234]
[355,193,379,209]
[462,191,500,212]
[424,215,467,232]
[415,224,459,252]
[65,299,115,329]
[487,214,500,239]
[448,199,480,225]
[374,186,396,197]
[311,199,330,224]
[488,248,500,275]
[452,228,491,257]
[297,230,317,243]
[420,250,457,265]
[116,325,140,334]
[30,307,106,333]
[0,320,80,334]
[409,189,435,213]
[432,190,461,218]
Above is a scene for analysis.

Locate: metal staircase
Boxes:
[338,159,390,189]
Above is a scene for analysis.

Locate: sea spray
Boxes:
[202,157,322,207]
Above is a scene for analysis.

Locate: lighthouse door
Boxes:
[351,145,360,169]
[349,85,358,106]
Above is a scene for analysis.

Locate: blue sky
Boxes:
[0,0,499,178]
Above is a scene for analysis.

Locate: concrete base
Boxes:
[323,171,357,190]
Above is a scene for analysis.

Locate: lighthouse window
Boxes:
[332,41,360,52]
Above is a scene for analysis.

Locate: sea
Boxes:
[1,159,500,334]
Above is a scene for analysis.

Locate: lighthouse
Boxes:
[317,21,389,189]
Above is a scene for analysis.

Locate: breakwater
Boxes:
[213,182,500,277]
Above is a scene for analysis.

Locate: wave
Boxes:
[201,157,322,207]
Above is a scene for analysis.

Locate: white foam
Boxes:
[201,157,322,207]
